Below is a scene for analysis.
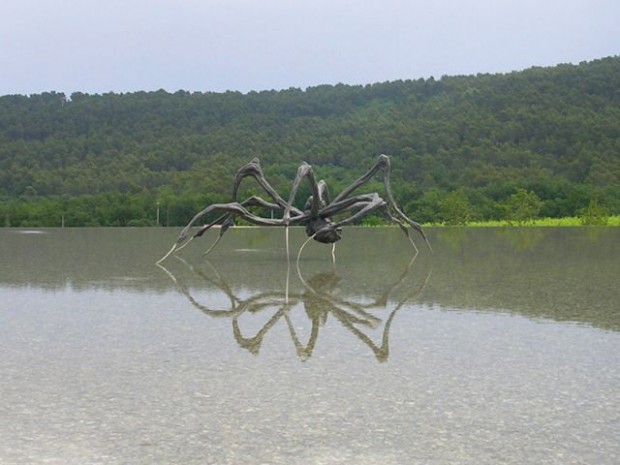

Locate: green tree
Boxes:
[502,189,543,225]
[579,198,609,225]
[438,189,476,225]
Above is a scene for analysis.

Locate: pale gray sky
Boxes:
[1,0,618,96]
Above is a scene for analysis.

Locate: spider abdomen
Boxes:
[305,218,342,244]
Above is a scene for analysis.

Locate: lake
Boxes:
[1,227,619,465]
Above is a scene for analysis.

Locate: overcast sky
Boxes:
[1,0,618,96]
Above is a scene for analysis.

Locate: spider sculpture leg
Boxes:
[285,162,343,245]
[216,158,309,255]
[159,158,309,263]
[293,157,431,263]
[296,193,390,265]
[230,160,330,259]
[157,202,286,264]
[194,195,285,256]
[203,158,303,242]
[320,193,420,253]
[331,154,431,251]
[283,162,322,223]
[231,158,301,213]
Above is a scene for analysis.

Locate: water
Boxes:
[1,227,619,464]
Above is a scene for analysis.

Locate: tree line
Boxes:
[1,56,618,227]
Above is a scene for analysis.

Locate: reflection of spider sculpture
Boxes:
[158,253,430,362]
[158,154,430,263]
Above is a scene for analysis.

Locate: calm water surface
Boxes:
[1,227,619,465]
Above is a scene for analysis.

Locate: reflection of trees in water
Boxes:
[436,227,546,253]
[495,228,544,252]
[435,228,475,252]
[158,254,431,362]
[425,228,620,331]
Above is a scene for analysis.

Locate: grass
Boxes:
[423,216,620,227]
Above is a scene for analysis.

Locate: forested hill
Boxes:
[1,56,619,227]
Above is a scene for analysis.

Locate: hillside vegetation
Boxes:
[1,56,618,227]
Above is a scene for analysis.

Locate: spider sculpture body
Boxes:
[158,154,430,263]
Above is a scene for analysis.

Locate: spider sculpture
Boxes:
[158,154,430,263]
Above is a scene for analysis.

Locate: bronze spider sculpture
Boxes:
[158,154,430,263]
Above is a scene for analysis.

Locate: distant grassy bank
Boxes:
[423,216,620,227]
